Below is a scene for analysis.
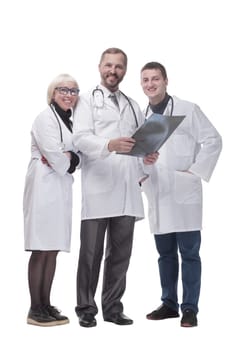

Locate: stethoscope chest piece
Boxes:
[59,142,66,151]
[92,86,138,127]
[92,88,104,108]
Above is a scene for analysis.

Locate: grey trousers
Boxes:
[75,216,135,318]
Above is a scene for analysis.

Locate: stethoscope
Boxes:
[92,86,139,128]
[145,96,174,118]
[50,104,66,150]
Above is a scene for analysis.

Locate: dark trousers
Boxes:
[155,230,201,314]
[75,216,135,318]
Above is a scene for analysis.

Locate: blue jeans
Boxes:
[154,231,201,314]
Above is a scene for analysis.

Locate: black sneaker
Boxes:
[27,306,57,326]
[45,305,69,325]
[146,304,179,320]
[181,309,197,327]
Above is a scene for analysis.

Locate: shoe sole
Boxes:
[181,322,197,327]
[27,318,68,327]
[147,315,179,320]
[104,319,133,325]
[79,321,97,328]
[54,319,70,325]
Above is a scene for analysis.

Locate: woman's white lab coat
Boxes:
[73,86,145,220]
[142,96,222,234]
[23,107,79,251]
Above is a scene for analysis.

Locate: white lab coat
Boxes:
[73,85,145,220]
[23,106,80,251]
[142,96,222,234]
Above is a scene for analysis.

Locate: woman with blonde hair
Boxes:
[23,74,81,326]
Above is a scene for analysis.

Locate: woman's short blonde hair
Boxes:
[47,74,79,105]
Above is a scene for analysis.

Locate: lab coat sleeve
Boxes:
[73,95,110,159]
[188,104,222,182]
[137,157,156,184]
[75,151,82,169]
[32,112,71,176]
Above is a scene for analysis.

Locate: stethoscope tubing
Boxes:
[145,96,174,118]
[92,86,139,128]
[50,104,63,143]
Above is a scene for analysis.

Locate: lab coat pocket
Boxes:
[40,167,72,207]
[157,165,173,198]
[173,134,192,156]
[84,158,113,194]
[174,171,202,204]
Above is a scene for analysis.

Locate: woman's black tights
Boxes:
[28,250,59,309]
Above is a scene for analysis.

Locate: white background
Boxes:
[0,0,232,349]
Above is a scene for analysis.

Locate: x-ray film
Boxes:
[118,113,185,157]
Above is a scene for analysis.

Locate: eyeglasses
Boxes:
[55,87,80,96]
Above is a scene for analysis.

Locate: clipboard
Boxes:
[118,113,185,157]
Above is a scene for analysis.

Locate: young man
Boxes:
[72,49,158,327]
[140,62,222,327]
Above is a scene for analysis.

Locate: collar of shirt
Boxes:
[149,93,170,114]
[99,84,120,99]
[51,101,73,132]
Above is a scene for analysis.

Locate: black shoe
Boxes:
[27,306,57,327]
[181,309,197,327]
[146,304,179,320]
[45,305,69,325]
[104,313,133,325]
[78,314,97,328]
